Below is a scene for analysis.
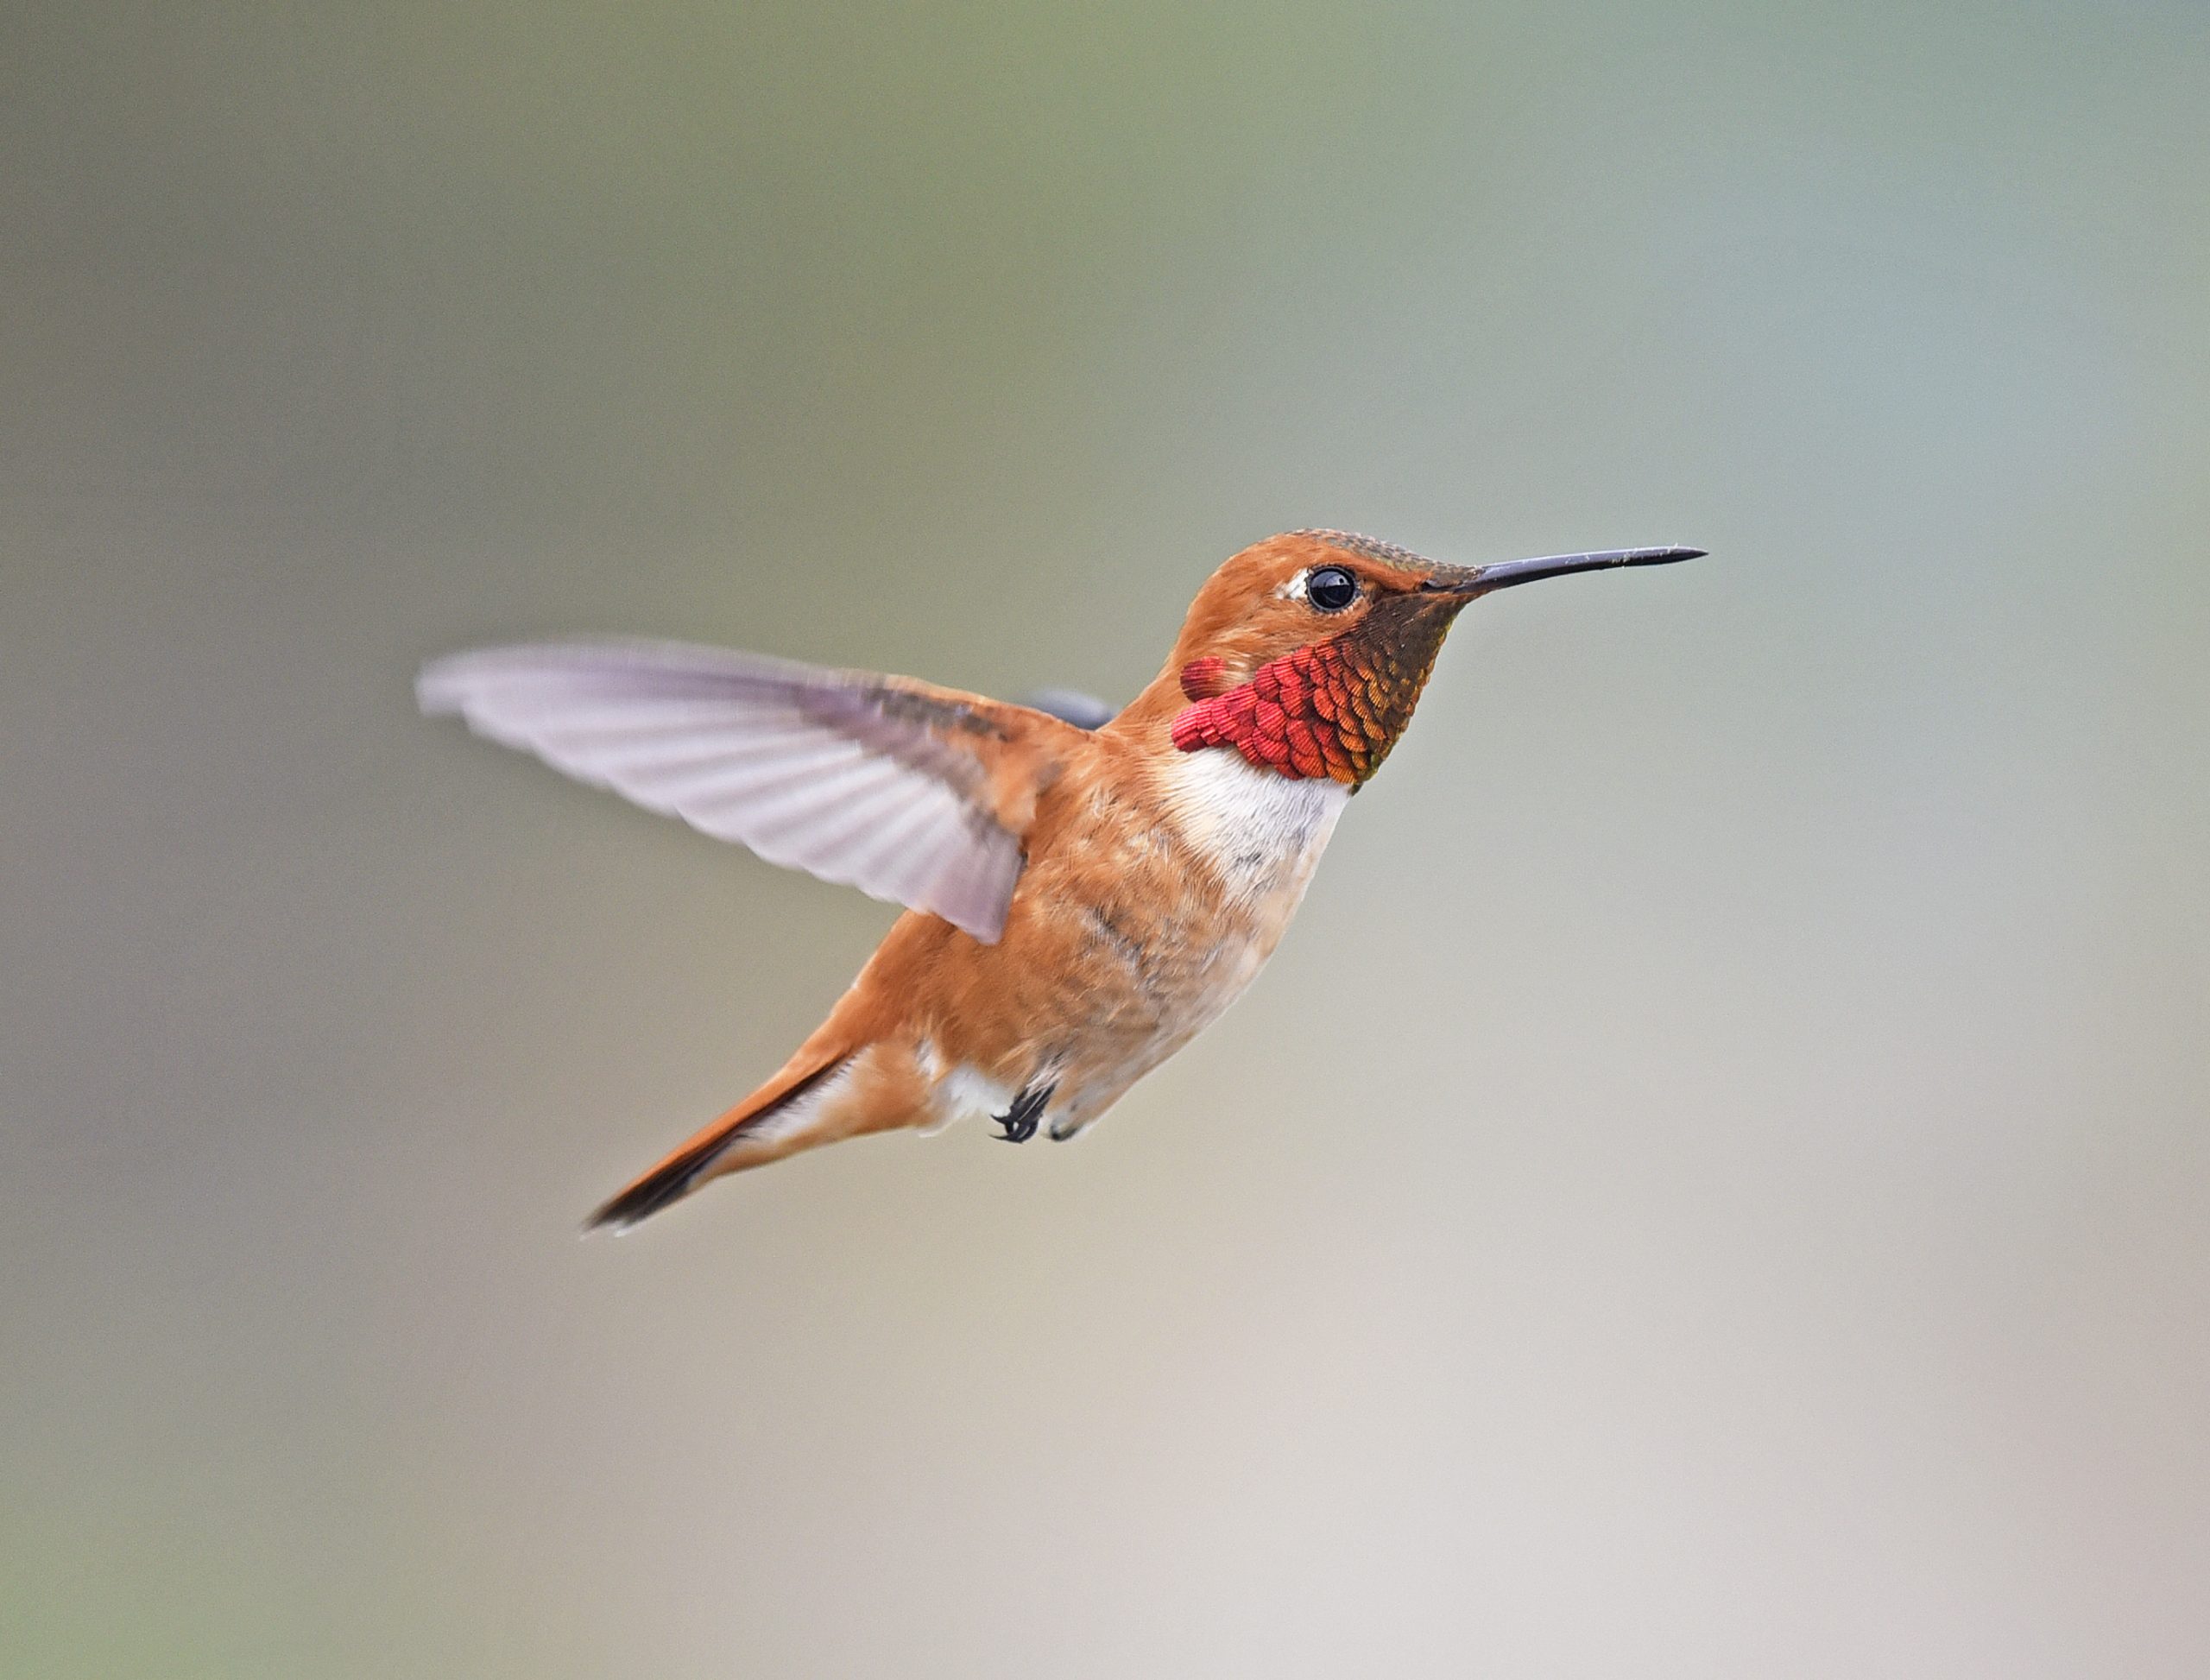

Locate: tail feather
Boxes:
[587,1053,849,1233]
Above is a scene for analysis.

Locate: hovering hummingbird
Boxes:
[420,530,1702,1229]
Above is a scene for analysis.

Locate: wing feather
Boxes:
[418,640,1070,941]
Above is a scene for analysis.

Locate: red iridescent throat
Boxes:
[1169,622,1449,786]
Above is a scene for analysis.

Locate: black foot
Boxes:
[993,1081,1054,1143]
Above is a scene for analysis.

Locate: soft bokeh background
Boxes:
[5,3,2207,1675]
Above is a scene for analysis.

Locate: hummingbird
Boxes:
[420,529,1702,1230]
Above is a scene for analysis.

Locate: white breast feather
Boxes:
[917,755,1351,1144]
[1158,751,1350,903]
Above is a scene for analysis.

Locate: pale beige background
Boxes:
[4,3,2207,1676]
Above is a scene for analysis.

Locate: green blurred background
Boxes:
[5,3,2207,1675]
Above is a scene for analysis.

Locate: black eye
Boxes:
[1307,566,1358,611]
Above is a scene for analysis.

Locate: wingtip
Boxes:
[414,654,470,717]
[1020,687,1118,731]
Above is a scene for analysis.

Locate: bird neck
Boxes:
[1113,603,1464,787]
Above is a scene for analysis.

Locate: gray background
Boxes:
[5,3,2207,1675]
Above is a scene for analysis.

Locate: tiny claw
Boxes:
[993,1079,1054,1144]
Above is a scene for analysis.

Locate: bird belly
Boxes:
[910,1039,1015,1135]
[999,750,1350,1134]
[876,748,1349,1141]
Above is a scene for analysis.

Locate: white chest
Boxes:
[1155,750,1351,907]
[919,754,1354,1140]
[1049,751,1349,1110]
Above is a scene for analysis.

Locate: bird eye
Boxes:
[1306,565,1359,611]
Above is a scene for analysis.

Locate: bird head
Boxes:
[1146,529,1702,786]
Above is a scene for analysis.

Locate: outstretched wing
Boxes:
[418,641,1073,942]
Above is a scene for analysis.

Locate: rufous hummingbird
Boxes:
[420,530,1702,1229]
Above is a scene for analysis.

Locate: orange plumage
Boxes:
[419,530,1700,1228]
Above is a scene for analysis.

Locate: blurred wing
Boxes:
[418,641,1070,942]
[1020,687,1116,730]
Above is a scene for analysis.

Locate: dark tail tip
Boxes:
[583,1056,849,1235]
[584,1146,719,1235]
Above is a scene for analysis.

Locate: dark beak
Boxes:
[1430,546,1706,596]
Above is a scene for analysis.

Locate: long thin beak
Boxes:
[1436,545,1706,595]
